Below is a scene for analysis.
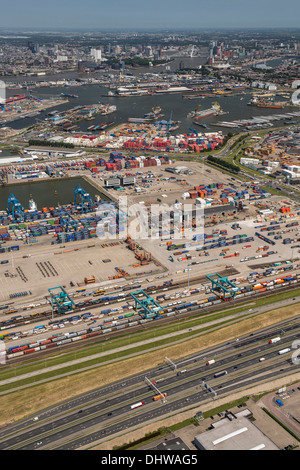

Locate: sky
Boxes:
[0,0,299,30]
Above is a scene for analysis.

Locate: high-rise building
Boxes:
[91,48,102,62]
[78,61,85,72]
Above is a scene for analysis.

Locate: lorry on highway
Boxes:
[278,348,291,355]
[153,393,167,401]
[269,337,281,344]
[214,370,227,378]
[130,401,145,410]
[206,360,216,365]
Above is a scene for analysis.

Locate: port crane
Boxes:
[158,111,174,131]
[130,289,163,319]
[7,194,25,222]
[206,273,238,299]
[74,185,93,213]
[48,286,74,315]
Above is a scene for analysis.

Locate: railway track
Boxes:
[4,277,300,364]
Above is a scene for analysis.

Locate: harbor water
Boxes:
[0,177,109,212]
[3,82,294,135]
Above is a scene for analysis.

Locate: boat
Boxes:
[193,121,207,128]
[28,196,37,212]
[187,103,224,119]
[256,104,285,109]
[101,105,117,115]
[60,93,79,98]
[143,106,163,119]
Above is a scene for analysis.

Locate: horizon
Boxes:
[0,0,300,31]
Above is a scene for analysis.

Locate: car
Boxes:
[33,416,39,421]
[78,410,83,414]
[107,412,112,416]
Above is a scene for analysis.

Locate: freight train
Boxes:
[4,272,300,359]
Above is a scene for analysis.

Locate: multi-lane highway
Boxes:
[1,317,299,450]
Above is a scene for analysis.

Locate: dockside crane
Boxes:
[7,194,25,222]
[74,185,93,213]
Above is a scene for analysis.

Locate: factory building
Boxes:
[194,413,279,450]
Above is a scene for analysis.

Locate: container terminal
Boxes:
[1,150,300,358]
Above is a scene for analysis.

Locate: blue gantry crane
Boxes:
[7,194,25,222]
[74,185,93,213]
[130,289,163,319]
[206,273,238,300]
[158,110,174,132]
[48,286,74,314]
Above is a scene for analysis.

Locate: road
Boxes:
[0,317,299,450]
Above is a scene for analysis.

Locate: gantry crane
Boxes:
[7,194,25,222]
[74,185,93,213]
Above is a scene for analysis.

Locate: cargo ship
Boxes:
[256,103,285,109]
[187,103,224,119]
[143,106,163,120]
[247,97,285,108]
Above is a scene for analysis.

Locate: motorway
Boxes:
[0,317,299,450]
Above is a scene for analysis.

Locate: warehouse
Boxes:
[194,415,279,450]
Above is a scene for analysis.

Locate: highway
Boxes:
[1,318,299,450]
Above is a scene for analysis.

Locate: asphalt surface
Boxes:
[1,317,299,450]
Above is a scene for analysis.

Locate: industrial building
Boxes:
[194,413,279,450]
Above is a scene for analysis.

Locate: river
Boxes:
[3,81,291,135]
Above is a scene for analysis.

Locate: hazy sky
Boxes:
[0,0,299,30]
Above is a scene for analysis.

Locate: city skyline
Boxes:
[0,0,300,30]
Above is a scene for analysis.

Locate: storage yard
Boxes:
[1,149,300,363]
[241,126,300,181]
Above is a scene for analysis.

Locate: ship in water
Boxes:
[61,93,79,98]
[143,106,163,120]
[247,96,285,109]
[187,102,225,119]
[193,121,207,128]
[100,104,117,115]
[28,195,37,212]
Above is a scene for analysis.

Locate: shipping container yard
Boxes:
[1,26,300,451]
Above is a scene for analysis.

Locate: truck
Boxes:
[276,398,284,406]
[214,370,227,378]
[278,348,291,355]
[269,337,280,344]
[206,360,216,365]
[130,401,145,410]
[153,393,167,401]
